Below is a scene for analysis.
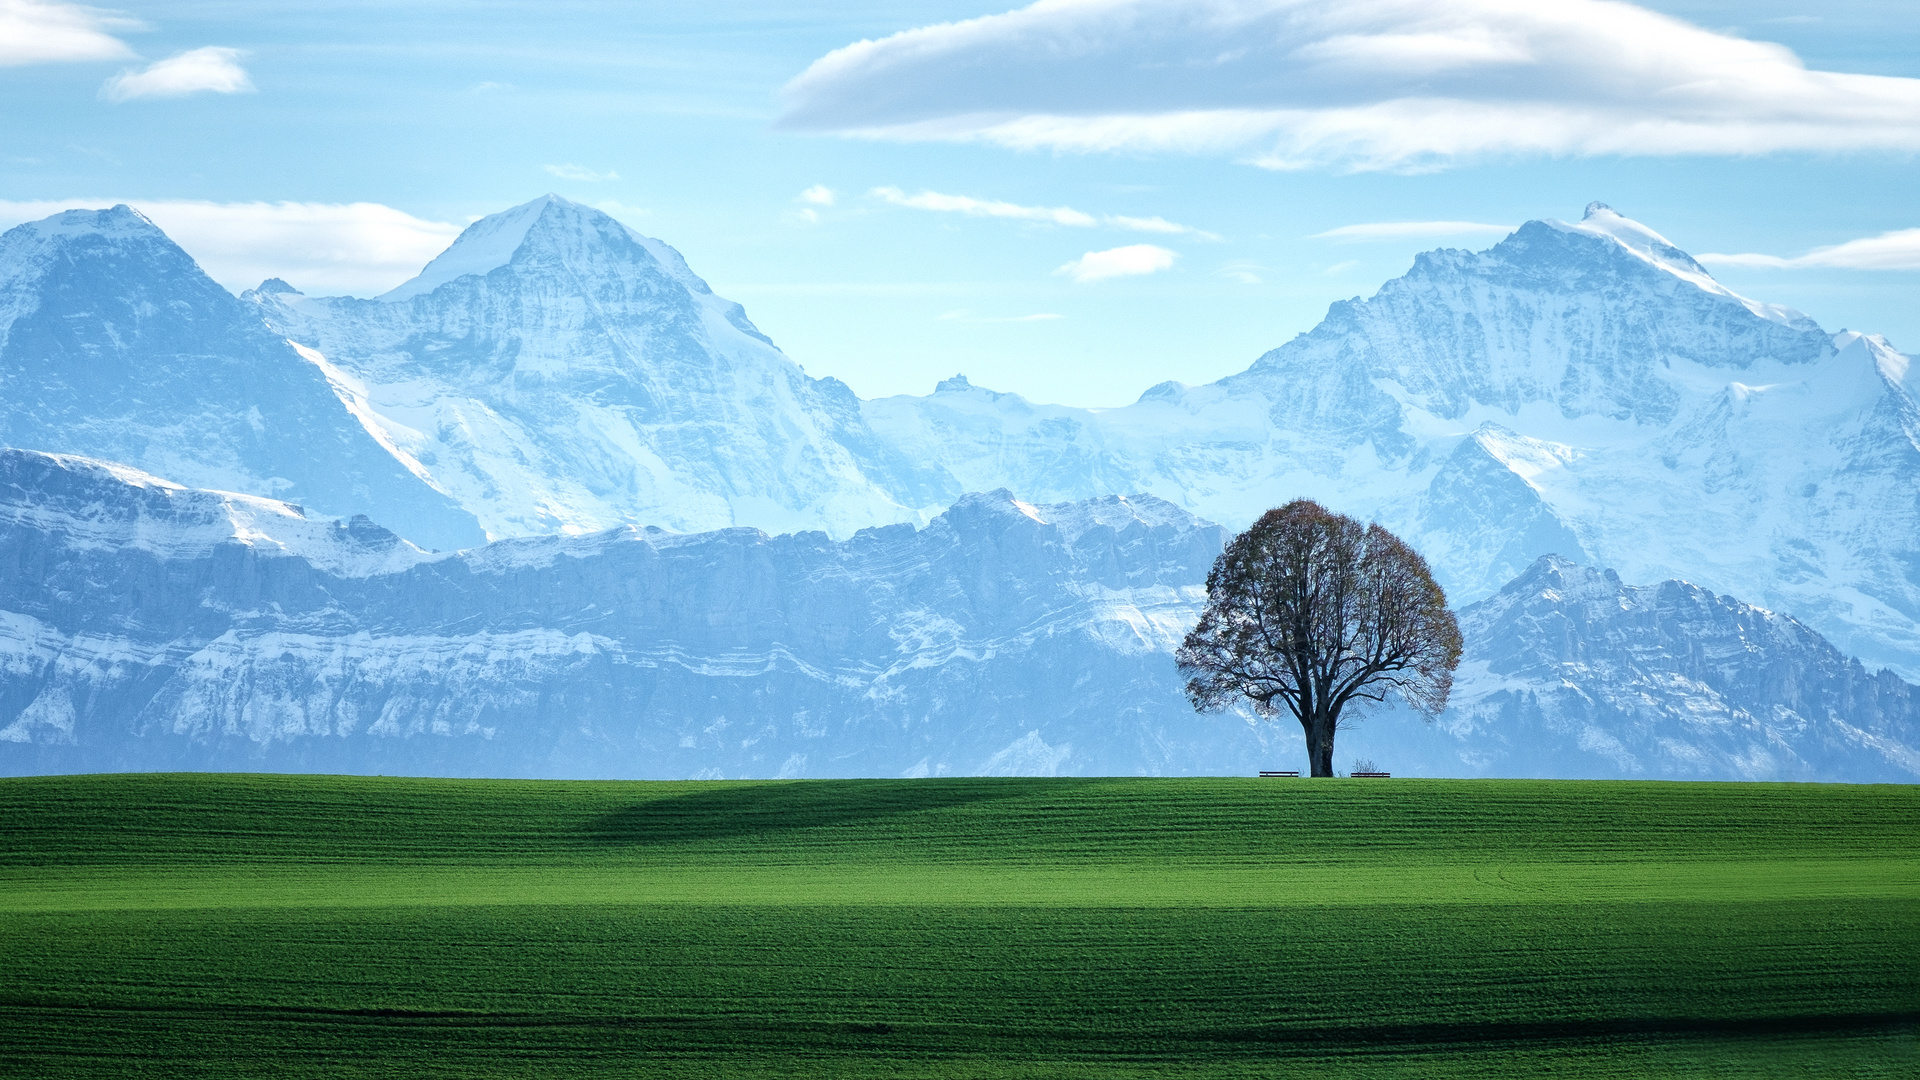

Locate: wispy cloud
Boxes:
[782,0,1920,171]
[101,47,253,102]
[0,198,462,296]
[1216,261,1265,284]
[1313,220,1513,242]
[543,163,618,182]
[873,186,1214,237]
[936,309,1064,322]
[1699,228,1920,271]
[0,0,139,66]
[1055,244,1177,283]
[1107,214,1221,240]
[799,184,836,206]
[874,186,1096,227]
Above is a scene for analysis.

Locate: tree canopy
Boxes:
[1176,499,1462,777]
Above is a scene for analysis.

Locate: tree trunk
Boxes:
[1304,715,1337,777]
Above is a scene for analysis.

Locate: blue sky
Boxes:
[1,0,1916,406]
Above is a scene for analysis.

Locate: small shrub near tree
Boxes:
[1177,499,1462,777]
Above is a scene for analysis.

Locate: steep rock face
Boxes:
[869,205,1920,678]
[2,450,1913,782]
[248,195,953,540]
[0,207,485,551]
[1338,556,1920,782]
[0,449,1268,777]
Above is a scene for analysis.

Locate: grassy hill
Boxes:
[1,773,1914,1077]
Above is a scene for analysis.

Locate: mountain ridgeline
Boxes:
[1,449,1914,781]
[0,196,1915,780]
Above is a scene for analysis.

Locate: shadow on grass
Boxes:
[584,777,1095,846]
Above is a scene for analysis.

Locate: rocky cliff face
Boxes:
[247,195,954,541]
[0,448,1267,778]
[0,207,486,552]
[1338,556,1920,782]
[3,450,1913,781]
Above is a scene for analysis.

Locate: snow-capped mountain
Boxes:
[19,197,1906,683]
[247,195,953,540]
[0,207,486,552]
[2,449,1912,781]
[1340,555,1920,782]
[0,448,1264,777]
[867,205,1920,679]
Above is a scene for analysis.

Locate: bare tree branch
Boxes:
[1175,500,1463,777]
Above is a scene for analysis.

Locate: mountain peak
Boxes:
[375,193,717,304]
[2,204,166,247]
[378,195,572,302]
[1539,203,1812,328]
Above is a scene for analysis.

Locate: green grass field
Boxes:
[0,773,1914,1077]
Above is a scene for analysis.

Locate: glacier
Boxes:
[1,449,1912,781]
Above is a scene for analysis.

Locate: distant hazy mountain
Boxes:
[3,449,1912,781]
[246,195,953,541]
[1340,556,1920,782]
[0,448,1266,778]
[0,206,485,551]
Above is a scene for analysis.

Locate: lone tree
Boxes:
[1176,499,1462,777]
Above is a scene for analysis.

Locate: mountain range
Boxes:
[1,448,1911,781]
[0,195,1915,779]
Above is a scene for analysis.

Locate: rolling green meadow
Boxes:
[0,773,1914,1077]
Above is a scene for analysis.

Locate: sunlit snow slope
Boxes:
[0,207,486,552]
[248,195,951,540]
[867,205,1920,679]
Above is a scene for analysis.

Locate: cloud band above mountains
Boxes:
[1700,228,1920,272]
[0,199,462,295]
[780,0,1920,170]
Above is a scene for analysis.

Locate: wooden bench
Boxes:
[1257,770,1300,777]
[1350,771,1391,778]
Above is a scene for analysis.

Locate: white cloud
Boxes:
[1699,228,1920,271]
[874,186,1097,227]
[1216,261,1265,284]
[873,186,1214,236]
[0,199,462,296]
[101,46,253,102]
[799,184,836,206]
[1313,220,1514,242]
[781,0,1920,171]
[1107,214,1221,240]
[1055,244,1177,282]
[0,0,138,66]
[937,309,1064,322]
[543,163,619,182]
